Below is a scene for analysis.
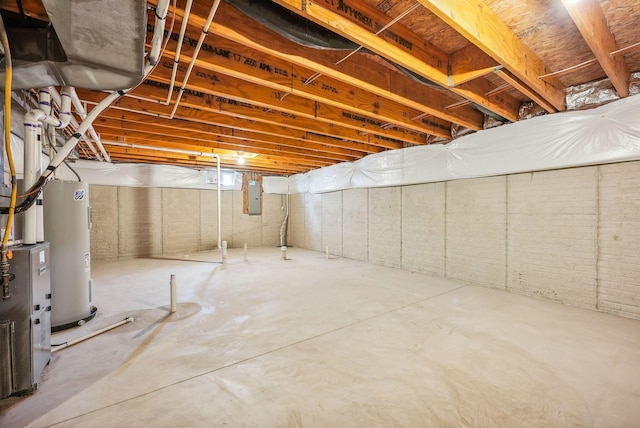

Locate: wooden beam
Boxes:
[76,88,400,151]
[104,146,311,172]
[495,69,556,113]
[178,0,500,126]
[92,105,382,155]
[104,139,328,168]
[153,38,456,138]
[145,63,434,143]
[449,45,501,87]
[129,81,418,147]
[560,0,630,97]
[268,0,520,121]
[107,152,307,174]
[93,127,338,167]
[417,0,565,111]
[93,115,360,161]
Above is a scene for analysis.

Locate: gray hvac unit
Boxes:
[43,180,93,330]
[0,243,51,398]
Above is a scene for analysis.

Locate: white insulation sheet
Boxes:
[4,94,640,194]
[288,94,640,193]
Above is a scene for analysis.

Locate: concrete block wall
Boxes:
[162,188,201,255]
[304,193,322,251]
[368,187,402,269]
[262,194,287,247]
[289,161,640,320]
[507,168,598,309]
[598,162,640,319]
[90,186,284,260]
[321,192,343,256]
[117,187,163,258]
[401,183,445,276]
[289,193,305,248]
[446,176,506,288]
[89,186,119,260]
[342,189,368,261]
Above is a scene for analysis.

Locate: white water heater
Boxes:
[43,180,93,330]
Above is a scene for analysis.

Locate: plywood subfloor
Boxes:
[1,247,639,427]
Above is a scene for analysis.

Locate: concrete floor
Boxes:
[1,247,640,427]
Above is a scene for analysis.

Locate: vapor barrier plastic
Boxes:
[4,94,639,194]
[289,94,640,194]
[262,176,289,194]
[3,147,243,190]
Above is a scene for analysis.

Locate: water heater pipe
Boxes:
[101,140,222,249]
[51,317,134,353]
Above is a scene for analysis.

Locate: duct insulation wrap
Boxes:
[43,181,92,328]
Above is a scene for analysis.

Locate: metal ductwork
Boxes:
[0,0,147,90]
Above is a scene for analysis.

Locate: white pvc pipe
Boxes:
[279,194,289,247]
[38,89,52,115]
[281,246,287,261]
[43,90,123,182]
[49,87,102,161]
[51,317,134,353]
[170,274,177,313]
[24,88,75,244]
[221,240,227,263]
[148,0,171,69]
[216,154,221,249]
[243,243,248,261]
[163,0,193,105]
[169,0,221,118]
[23,111,42,245]
[326,246,329,259]
[68,87,109,161]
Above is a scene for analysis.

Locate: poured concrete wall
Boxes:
[289,161,640,320]
[90,187,284,260]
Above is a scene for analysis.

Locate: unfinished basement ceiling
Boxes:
[2,0,639,174]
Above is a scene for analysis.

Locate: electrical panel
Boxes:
[248,180,261,215]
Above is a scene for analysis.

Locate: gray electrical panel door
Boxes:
[248,180,261,215]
